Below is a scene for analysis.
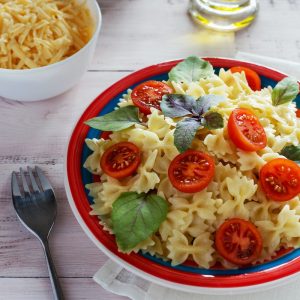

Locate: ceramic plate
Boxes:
[65,58,300,294]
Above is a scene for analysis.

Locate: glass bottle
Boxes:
[189,0,259,32]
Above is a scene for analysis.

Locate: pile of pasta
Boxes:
[0,0,94,69]
[84,69,300,269]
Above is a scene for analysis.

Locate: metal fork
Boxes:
[11,166,64,300]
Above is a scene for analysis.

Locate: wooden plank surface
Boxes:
[1,0,300,299]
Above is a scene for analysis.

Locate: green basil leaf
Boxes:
[168,56,214,83]
[85,106,141,131]
[201,111,224,130]
[111,192,168,252]
[272,77,299,106]
[174,117,201,153]
[280,145,300,162]
[161,94,196,118]
[195,95,226,115]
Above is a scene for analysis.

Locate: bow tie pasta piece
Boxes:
[204,128,238,163]
[214,162,240,183]
[255,205,300,258]
[166,230,214,268]
[246,188,282,222]
[219,68,252,98]
[142,234,165,257]
[216,175,257,225]
[127,128,162,151]
[147,109,175,139]
[168,190,218,221]
[159,210,192,241]
[168,81,205,98]
[186,214,211,237]
[129,150,160,193]
[87,176,131,217]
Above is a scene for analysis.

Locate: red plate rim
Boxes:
[66,57,300,289]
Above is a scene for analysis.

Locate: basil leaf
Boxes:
[111,192,168,252]
[85,106,141,131]
[202,111,224,130]
[161,94,226,119]
[161,94,196,118]
[272,77,299,106]
[195,95,226,115]
[168,56,214,83]
[280,145,300,162]
[174,118,201,153]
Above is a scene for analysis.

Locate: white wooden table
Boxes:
[1,1,300,299]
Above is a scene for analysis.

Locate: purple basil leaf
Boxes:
[174,117,201,153]
[201,111,224,130]
[161,94,196,118]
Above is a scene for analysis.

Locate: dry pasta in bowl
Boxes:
[82,56,300,269]
[0,0,95,69]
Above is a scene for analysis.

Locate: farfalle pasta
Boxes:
[84,57,300,269]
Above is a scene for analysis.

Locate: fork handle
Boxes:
[41,239,65,300]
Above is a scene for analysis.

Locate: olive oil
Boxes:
[189,0,258,32]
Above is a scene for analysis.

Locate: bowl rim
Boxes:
[64,57,300,294]
[0,0,101,74]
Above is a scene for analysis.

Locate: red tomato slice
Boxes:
[168,150,215,193]
[215,218,263,266]
[131,80,173,115]
[230,66,261,91]
[260,158,300,201]
[228,108,267,152]
[296,109,300,118]
[100,142,141,179]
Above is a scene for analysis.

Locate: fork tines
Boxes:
[12,166,53,197]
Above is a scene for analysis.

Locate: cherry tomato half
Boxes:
[228,108,267,152]
[296,109,300,118]
[168,150,215,193]
[131,80,173,115]
[100,142,141,179]
[215,218,263,266]
[230,66,261,91]
[260,158,300,201]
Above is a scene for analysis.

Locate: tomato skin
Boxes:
[230,66,261,91]
[100,131,112,140]
[215,218,263,266]
[296,109,300,118]
[260,158,300,201]
[100,142,141,179]
[168,150,215,193]
[131,80,173,115]
[227,108,267,152]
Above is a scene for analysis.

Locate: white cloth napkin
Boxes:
[235,52,300,80]
[93,52,300,300]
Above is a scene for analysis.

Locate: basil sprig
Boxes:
[161,94,225,152]
[272,77,299,106]
[111,192,168,252]
[168,56,214,83]
[280,145,300,163]
[85,106,141,131]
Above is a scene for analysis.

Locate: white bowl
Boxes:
[0,0,101,102]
